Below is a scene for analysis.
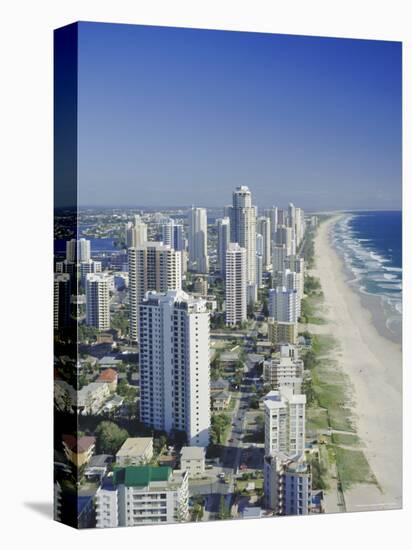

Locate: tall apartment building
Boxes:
[272,244,288,275]
[162,221,187,274]
[267,318,298,345]
[256,253,263,289]
[125,215,148,248]
[188,207,208,273]
[95,466,189,527]
[85,273,110,330]
[264,452,312,515]
[294,207,305,248]
[280,269,303,312]
[227,186,257,284]
[217,217,230,277]
[225,243,247,326]
[161,219,174,248]
[264,207,278,243]
[79,258,102,287]
[257,216,271,270]
[139,290,210,447]
[128,242,182,341]
[263,388,306,456]
[284,255,305,274]
[54,273,71,330]
[263,346,304,393]
[275,225,293,255]
[269,287,299,323]
[66,238,91,263]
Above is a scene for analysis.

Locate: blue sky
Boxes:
[77,22,402,211]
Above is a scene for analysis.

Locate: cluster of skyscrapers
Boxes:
[54,185,310,522]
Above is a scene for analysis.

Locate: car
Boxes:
[218,472,226,479]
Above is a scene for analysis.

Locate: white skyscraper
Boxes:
[257,216,271,270]
[139,290,210,447]
[161,219,174,248]
[227,186,257,284]
[225,243,247,326]
[294,207,305,248]
[128,242,182,341]
[217,217,230,277]
[125,215,148,248]
[280,269,303,313]
[66,238,91,263]
[85,273,110,331]
[188,207,209,273]
[269,287,299,323]
[263,388,306,456]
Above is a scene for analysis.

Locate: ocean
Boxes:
[332,211,402,341]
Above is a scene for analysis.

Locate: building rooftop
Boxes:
[211,378,230,390]
[98,356,122,366]
[113,465,171,487]
[97,368,118,383]
[264,388,306,408]
[242,506,262,519]
[63,435,95,454]
[180,446,206,460]
[116,437,153,458]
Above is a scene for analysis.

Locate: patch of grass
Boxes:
[332,446,377,491]
[312,334,339,356]
[307,406,329,433]
[235,479,263,492]
[310,359,354,432]
[331,433,360,447]
[300,295,327,325]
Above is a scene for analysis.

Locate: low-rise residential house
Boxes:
[84,454,113,481]
[96,368,118,392]
[180,446,206,478]
[210,377,230,394]
[78,382,110,414]
[116,437,154,467]
[62,435,95,467]
[102,394,124,413]
[95,466,189,527]
[98,356,122,370]
[211,390,231,411]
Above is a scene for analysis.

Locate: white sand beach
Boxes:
[312,215,402,510]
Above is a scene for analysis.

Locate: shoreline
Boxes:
[312,215,402,510]
[332,214,402,347]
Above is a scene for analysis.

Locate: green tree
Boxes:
[217,495,230,520]
[191,503,204,521]
[210,413,231,445]
[95,421,129,454]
